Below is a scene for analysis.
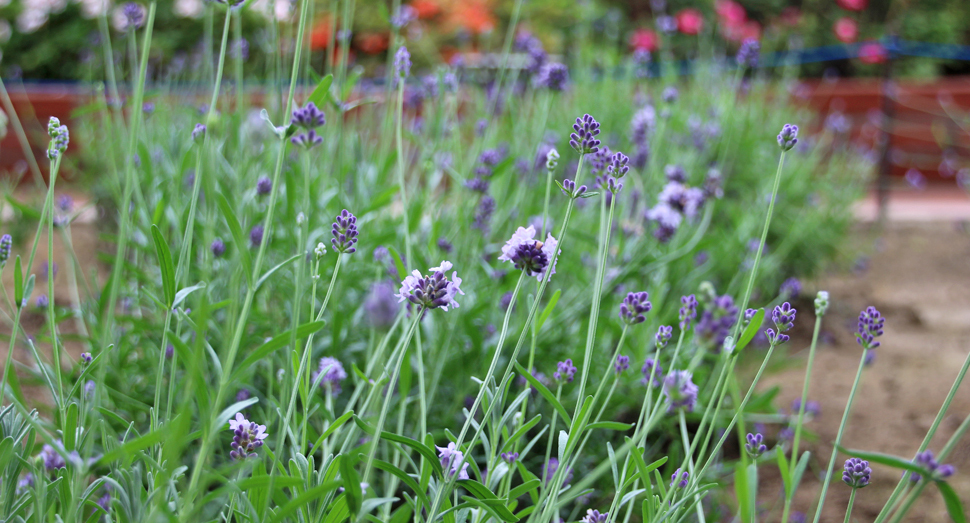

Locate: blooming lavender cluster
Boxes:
[670,468,689,488]
[855,306,884,350]
[47,117,69,160]
[313,357,347,394]
[569,114,601,155]
[534,62,569,92]
[291,102,326,149]
[766,302,796,345]
[615,355,630,373]
[641,358,663,387]
[736,38,760,69]
[619,291,652,325]
[498,226,559,281]
[629,105,655,168]
[582,509,608,523]
[645,178,706,242]
[655,325,673,349]
[745,432,767,458]
[395,261,464,311]
[554,359,577,383]
[471,196,496,236]
[678,294,698,330]
[910,450,955,482]
[663,370,698,412]
[842,458,871,488]
[542,457,573,486]
[331,210,359,254]
[394,46,412,84]
[696,294,739,349]
[436,442,470,479]
[228,413,268,460]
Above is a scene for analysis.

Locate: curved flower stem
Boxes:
[781,312,825,523]
[395,77,413,267]
[811,349,870,523]
[843,489,857,523]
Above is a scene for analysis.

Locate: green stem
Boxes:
[395,77,413,267]
[843,489,857,523]
[811,349,870,523]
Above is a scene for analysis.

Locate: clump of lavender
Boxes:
[670,468,689,488]
[745,433,767,458]
[256,176,272,196]
[615,355,630,374]
[498,226,559,281]
[40,442,67,471]
[394,46,412,84]
[290,102,326,149]
[910,450,955,482]
[855,306,884,349]
[619,291,652,325]
[211,238,226,258]
[331,210,359,254]
[0,234,11,267]
[780,277,802,298]
[395,261,464,312]
[436,442,470,479]
[560,178,588,199]
[542,457,573,486]
[664,164,686,183]
[641,358,663,387]
[472,196,495,235]
[791,398,820,419]
[842,458,871,488]
[228,413,268,460]
[501,451,519,464]
[569,114,601,155]
[249,224,264,247]
[47,118,69,160]
[192,123,206,143]
[582,509,608,523]
[535,62,569,91]
[766,302,796,345]
[736,38,760,68]
[777,124,799,151]
[554,359,577,383]
[697,294,739,349]
[313,357,347,394]
[364,281,400,328]
[655,325,673,349]
[662,86,679,104]
[679,295,698,330]
[663,370,698,412]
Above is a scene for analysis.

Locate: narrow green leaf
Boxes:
[790,451,811,495]
[499,414,542,454]
[63,403,79,452]
[735,308,765,354]
[272,481,343,523]
[458,479,499,501]
[151,225,176,307]
[339,454,362,515]
[255,253,301,292]
[936,481,967,523]
[173,282,206,309]
[96,427,168,465]
[536,289,561,331]
[230,321,326,382]
[372,458,432,508]
[508,479,540,500]
[513,361,570,425]
[776,448,791,498]
[735,462,751,523]
[6,195,41,220]
[216,193,253,279]
[387,245,408,280]
[307,74,334,108]
[586,421,633,432]
[13,255,23,307]
[460,496,519,522]
[311,411,355,452]
[353,416,443,475]
[214,398,259,431]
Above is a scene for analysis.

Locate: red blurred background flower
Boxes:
[833,17,858,43]
[357,32,389,55]
[629,28,660,52]
[715,0,746,26]
[409,0,441,19]
[836,0,868,12]
[675,8,704,35]
[310,17,333,50]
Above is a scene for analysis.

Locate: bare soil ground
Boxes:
[760,221,970,522]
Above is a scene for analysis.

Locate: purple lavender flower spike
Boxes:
[791,399,820,419]
[582,509,609,523]
[394,46,412,83]
[619,291,652,325]
[40,442,67,471]
[192,123,206,143]
[608,151,631,179]
[778,124,799,151]
[743,308,758,326]
[645,202,682,242]
[472,196,495,235]
[501,451,519,464]
[569,114,602,155]
[390,5,416,28]
[663,370,698,412]
[615,355,630,374]
[736,38,760,68]
[313,357,347,394]
[765,327,789,345]
[291,102,326,129]
[542,457,573,486]
[856,306,884,350]
[395,261,464,312]
[331,210,359,254]
[498,226,560,282]
[36,294,48,309]
[0,234,11,267]
[670,468,689,488]
[228,412,269,460]
[436,442,470,479]
[122,3,144,31]
[364,281,400,328]
[84,380,95,399]
[678,295,698,330]
[910,450,955,481]
[655,325,673,349]
[641,358,663,387]
[291,128,323,149]
[256,176,272,196]
[561,178,588,199]
[842,458,871,488]
[535,62,569,91]
[772,302,796,332]
[553,359,577,383]
[211,238,226,258]
[780,277,802,299]
[815,291,830,316]
[664,164,686,183]
[745,433,767,458]
[249,224,264,247]
[662,86,679,104]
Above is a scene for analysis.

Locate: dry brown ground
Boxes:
[760,221,970,522]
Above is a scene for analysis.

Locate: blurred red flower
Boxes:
[446,0,495,35]
[714,0,746,26]
[833,17,858,43]
[410,0,441,19]
[357,32,389,54]
[629,28,660,52]
[780,7,802,26]
[836,0,868,11]
[675,8,704,35]
[310,17,333,50]
[858,41,887,64]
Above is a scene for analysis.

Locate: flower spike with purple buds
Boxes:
[80,352,93,365]
[313,357,347,394]
[619,291,652,325]
[582,509,608,523]
[560,178,588,199]
[291,102,326,129]
[736,38,760,69]
[608,151,631,178]
[192,123,206,143]
[570,114,602,155]
[856,306,884,350]
[501,452,519,465]
[331,210,359,254]
[679,294,698,330]
[778,124,799,151]
[554,359,577,383]
[655,325,673,349]
[910,450,955,482]
[394,46,412,84]
[535,62,569,91]
[395,261,464,312]
[772,302,796,332]
[663,370,698,412]
[743,308,758,327]
[122,3,144,31]
[498,226,560,281]
[615,355,630,374]
[228,412,268,460]
[842,458,871,488]
[0,234,11,267]
[249,224,264,247]
[745,433,767,458]
[256,176,272,196]
[436,442,470,480]
[641,358,663,387]
[670,469,689,488]
[211,238,226,258]
[47,118,69,160]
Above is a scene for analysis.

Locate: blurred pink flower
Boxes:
[836,0,868,12]
[833,17,858,43]
[858,42,887,64]
[675,8,704,35]
[629,28,660,52]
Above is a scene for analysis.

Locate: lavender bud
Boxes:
[569,113,602,155]
[314,242,327,258]
[122,2,144,30]
[256,176,272,196]
[814,291,830,316]
[249,224,264,247]
[736,38,760,69]
[0,234,11,267]
[655,325,673,349]
[80,352,93,365]
[228,413,268,460]
[534,62,569,91]
[678,294,698,330]
[855,306,884,350]
[663,370,698,412]
[331,210,359,254]
[553,359,577,383]
[501,451,519,465]
[842,458,871,488]
[641,358,663,387]
[614,355,630,374]
[394,46,412,83]
[619,291,651,325]
[766,328,789,345]
[546,148,560,171]
[313,357,347,394]
[745,433,767,458]
[778,124,799,151]
[582,510,609,523]
[192,123,206,143]
[662,86,679,104]
[291,102,326,129]
[35,294,48,309]
[670,468,689,488]
[211,238,226,258]
[772,302,796,332]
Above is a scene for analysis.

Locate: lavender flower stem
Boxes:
[843,489,858,523]
[872,346,970,523]
[781,312,825,523]
[181,0,312,513]
[811,349,870,523]
[395,74,413,266]
[590,326,628,414]
[541,383,564,482]
[45,152,65,413]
